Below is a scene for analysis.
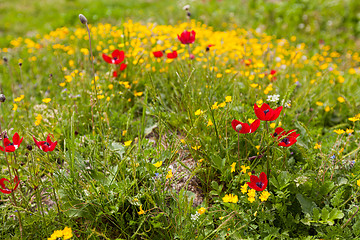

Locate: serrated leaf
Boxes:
[321,208,329,221]
[296,193,317,215]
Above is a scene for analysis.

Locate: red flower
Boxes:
[153,51,164,58]
[0,176,20,194]
[247,172,268,191]
[33,134,57,152]
[254,103,283,121]
[0,133,23,152]
[113,71,118,78]
[270,70,276,75]
[120,63,127,71]
[243,59,252,66]
[177,30,196,44]
[206,44,215,52]
[231,119,260,134]
[102,49,125,64]
[167,51,178,59]
[273,127,299,147]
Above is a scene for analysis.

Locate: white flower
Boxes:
[191,212,200,221]
[183,5,190,10]
[267,94,280,103]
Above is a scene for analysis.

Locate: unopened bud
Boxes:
[187,12,191,17]
[0,94,6,102]
[19,62,22,67]
[79,14,88,25]
[27,145,33,151]
[3,57,8,63]
[235,124,242,131]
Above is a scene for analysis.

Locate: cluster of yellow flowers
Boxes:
[48,226,73,240]
[222,194,238,203]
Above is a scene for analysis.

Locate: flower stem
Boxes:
[47,153,63,223]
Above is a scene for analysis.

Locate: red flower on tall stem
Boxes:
[247,172,268,191]
[153,51,164,58]
[231,119,260,134]
[177,30,196,44]
[102,49,125,64]
[273,127,299,147]
[0,176,20,194]
[254,103,283,121]
[167,51,178,59]
[33,134,57,152]
[0,133,23,152]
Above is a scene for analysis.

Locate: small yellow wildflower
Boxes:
[314,143,321,149]
[225,96,232,102]
[316,101,324,106]
[325,106,331,112]
[248,118,255,124]
[122,130,127,136]
[349,116,360,122]
[180,139,186,144]
[47,227,73,240]
[222,194,238,203]
[247,189,256,198]
[270,123,276,128]
[195,109,203,116]
[241,183,248,194]
[42,98,51,103]
[255,145,260,150]
[35,114,42,126]
[153,161,163,168]
[108,84,114,90]
[333,129,345,135]
[219,216,224,220]
[192,145,201,150]
[256,99,263,107]
[124,140,132,146]
[346,129,354,134]
[138,205,145,215]
[134,91,143,97]
[248,197,256,203]
[240,165,250,174]
[197,207,206,215]
[14,95,24,102]
[349,68,356,74]
[337,97,345,103]
[230,162,236,173]
[211,102,219,110]
[207,119,213,127]
[166,169,173,179]
[13,104,18,111]
[357,179,360,187]
[259,191,271,202]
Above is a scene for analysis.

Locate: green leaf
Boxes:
[328,208,344,221]
[321,208,329,221]
[296,193,317,215]
[313,208,320,222]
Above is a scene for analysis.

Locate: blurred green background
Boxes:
[1,0,359,50]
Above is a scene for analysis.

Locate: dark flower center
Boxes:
[264,109,270,115]
[281,137,289,145]
[44,142,51,146]
[273,133,278,137]
[256,182,264,188]
[113,57,118,60]
[8,143,14,146]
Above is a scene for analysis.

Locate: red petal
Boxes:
[13,133,20,145]
[247,182,262,191]
[5,146,15,152]
[153,51,163,58]
[0,146,3,151]
[46,134,52,144]
[269,106,283,121]
[254,103,266,121]
[3,138,11,147]
[102,54,112,64]
[0,178,9,189]
[113,71,118,78]
[112,49,121,59]
[249,119,261,133]
[49,142,57,152]
[120,63,127,71]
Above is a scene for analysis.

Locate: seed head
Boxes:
[79,14,88,25]
[183,5,190,11]
[235,124,242,131]
[0,94,6,102]
[27,144,33,151]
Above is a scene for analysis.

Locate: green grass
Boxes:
[0,0,360,239]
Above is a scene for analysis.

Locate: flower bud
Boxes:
[0,94,6,102]
[27,145,33,151]
[79,14,88,25]
[3,57,8,63]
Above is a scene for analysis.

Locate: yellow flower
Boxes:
[138,205,145,215]
[248,118,255,124]
[35,114,42,126]
[270,123,276,128]
[14,95,24,102]
[314,143,321,149]
[357,179,360,187]
[13,104,18,111]
[180,139,186,144]
[316,101,323,106]
[195,109,203,116]
[248,197,256,203]
[225,96,232,102]
[211,102,219,110]
[346,129,354,134]
[255,145,260,150]
[349,116,360,122]
[216,73,223,78]
[349,68,356,74]
[240,165,250,174]
[250,83,259,88]
[325,106,331,112]
[247,189,256,198]
[259,191,271,202]
[124,140,132,146]
[62,227,73,240]
[256,99,263,107]
[197,207,206,215]
[333,129,345,135]
[134,91,143,97]
[108,84,114,90]
[166,169,173,179]
[241,184,248,194]
[218,102,226,108]
[222,194,238,203]
[207,119,213,127]
[337,97,345,103]
[192,145,201,150]
[122,130,127,136]
[42,98,51,103]
[230,162,236,173]
[153,161,163,168]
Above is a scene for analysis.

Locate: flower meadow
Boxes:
[0,6,360,239]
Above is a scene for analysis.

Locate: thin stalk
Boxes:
[47,153,62,223]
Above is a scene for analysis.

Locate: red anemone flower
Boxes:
[0,176,20,194]
[247,172,268,191]
[33,134,57,152]
[231,119,260,134]
[270,70,277,75]
[120,63,127,71]
[153,51,164,58]
[273,127,299,147]
[167,50,178,59]
[102,49,125,64]
[254,103,283,121]
[206,44,215,52]
[177,30,196,44]
[0,133,23,152]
